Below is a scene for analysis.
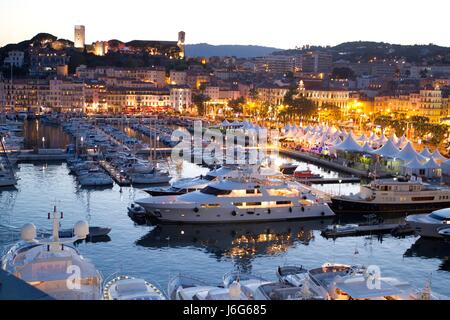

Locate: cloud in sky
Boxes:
[0,0,449,48]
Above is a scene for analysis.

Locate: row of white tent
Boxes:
[220,120,266,131]
[282,124,412,150]
[283,123,449,179]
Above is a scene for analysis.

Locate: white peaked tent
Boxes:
[222,119,231,127]
[398,135,410,149]
[284,124,292,132]
[432,149,448,164]
[401,156,426,177]
[371,139,400,158]
[422,157,441,178]
[358,134,367,142]
[329,137,343,146]
[420,148,433,158]
[377,134,389,146]
[441,159,450,183]
[397,142,426,162]
[334,134,364,153]
[390,134,399,146]
[362,142,373,153]
[368,132,379,141]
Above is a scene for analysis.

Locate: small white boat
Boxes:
[103,275,166,300]
[78,172,114,187]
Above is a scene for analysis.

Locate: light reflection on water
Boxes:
[0,122,449,297]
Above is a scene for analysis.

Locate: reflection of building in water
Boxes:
[136,220,326,272]
[404,237,450,272]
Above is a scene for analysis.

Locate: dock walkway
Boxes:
[281,149,392,179]
[99,160,131,186]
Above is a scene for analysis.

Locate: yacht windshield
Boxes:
[429,213,448,222]
[200,187,232,196]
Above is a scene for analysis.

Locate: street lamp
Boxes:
[42,137,45,149]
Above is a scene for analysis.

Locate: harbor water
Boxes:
[1,120,449,296]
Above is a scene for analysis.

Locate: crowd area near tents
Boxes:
[280,123,449,182]
[216,120,450,183]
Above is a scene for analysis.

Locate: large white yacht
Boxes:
[406,208,450,238]
[280,263,445,300]
[331,176,450,214]
[1,206,103,300]
[136,173,334,224]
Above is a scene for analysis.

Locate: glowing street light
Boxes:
[42,137,45,149]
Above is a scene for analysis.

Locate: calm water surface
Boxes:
[0,121,449,296]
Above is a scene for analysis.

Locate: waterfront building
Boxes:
[170,85,192,113]
[49,79,85,112]
[105,86,171,113]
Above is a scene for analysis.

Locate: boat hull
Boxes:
[136,203,335,224]
[330,198,450,215]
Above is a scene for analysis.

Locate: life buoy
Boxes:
[321,212,325,216]
[231,211,237,216]
[194,207,199,213]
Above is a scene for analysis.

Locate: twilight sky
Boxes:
[0,0,449,49]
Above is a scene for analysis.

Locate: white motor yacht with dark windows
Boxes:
[136,176,334,224]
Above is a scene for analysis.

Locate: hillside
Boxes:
[185,43,281,58]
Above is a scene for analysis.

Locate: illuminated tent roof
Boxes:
[377,134,389,146]
[423,157,441,169]
[398,135,410,149]
[371,139,400,158]
[334,134,364,152]
[441,159,450,173]
[419,148,433,158]
[432,149,448,163]
[362,142,374,153]
[358,134,367,142]
[402,156,425,170]
[397,142,426,162]
[390,133,399,146]
[368,132,379,141]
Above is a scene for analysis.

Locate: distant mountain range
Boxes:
[186,43,281,58]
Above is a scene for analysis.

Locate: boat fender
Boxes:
[231,211,237,216]
[267,209,271,214]
[194,207,199,213]
[301,207,305,212]
[289,207,293,213]
[321,212,325,216]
